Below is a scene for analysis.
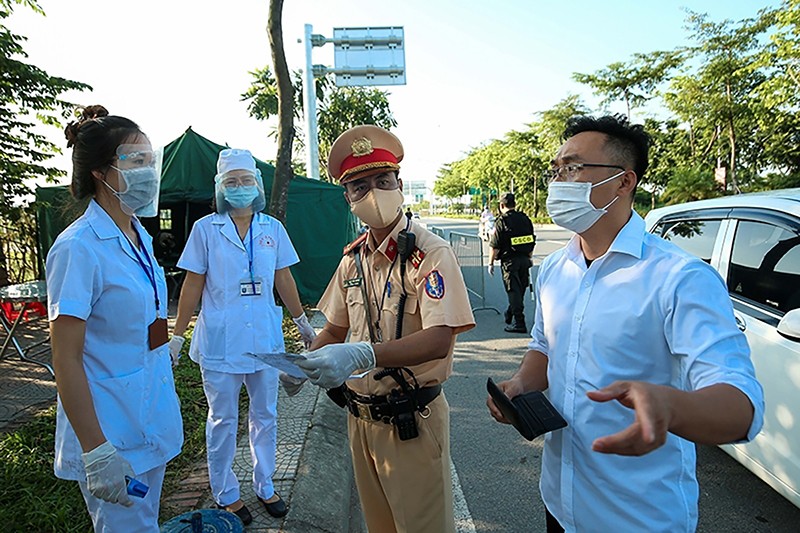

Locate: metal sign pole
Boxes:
[302,24,321,180]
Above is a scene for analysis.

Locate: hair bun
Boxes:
[64,104,109,147]
[80,105,109,121]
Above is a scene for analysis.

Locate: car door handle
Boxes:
[735,315,746,332]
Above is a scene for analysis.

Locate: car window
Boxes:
[657,220,721,264]
[728,220,800,314]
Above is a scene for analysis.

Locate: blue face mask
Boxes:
[224,185,259,209]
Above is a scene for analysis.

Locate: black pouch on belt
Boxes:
[388,391,419,441]
[326,385,348,409]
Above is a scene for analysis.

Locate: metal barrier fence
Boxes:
[428,225,445,239]
[448,231,500,314]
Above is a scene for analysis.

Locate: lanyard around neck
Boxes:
[234,215,256,282]
[123,224,160,312]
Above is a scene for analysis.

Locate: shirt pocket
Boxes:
[383,293,420,339]
[346,291,369,341]
[88,368,146,451]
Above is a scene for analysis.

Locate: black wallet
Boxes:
[487,377,567,441]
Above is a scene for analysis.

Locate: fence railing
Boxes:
[428,225,445,239]
[447,230,500,314]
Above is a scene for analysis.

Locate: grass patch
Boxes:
[0,311,306,531]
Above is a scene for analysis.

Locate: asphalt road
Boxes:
[421,215,800,533]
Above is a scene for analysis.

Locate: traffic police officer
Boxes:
[488,192,535,333]
[296,125,475,533]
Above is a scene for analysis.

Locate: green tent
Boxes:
[35,127,358,304]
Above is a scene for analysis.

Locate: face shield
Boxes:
[110,144,161,217]
[214,168,266,214]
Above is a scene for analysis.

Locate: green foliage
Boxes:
[242,68,396,178]
[437,3,800,212]
[434,95,588,217]
[661,166,722,204]
[0,0,90,285]
[0,1,90,219]
[0,406,91,532]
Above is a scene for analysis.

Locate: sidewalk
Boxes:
[0,318,56,433]
[160,312,362,533]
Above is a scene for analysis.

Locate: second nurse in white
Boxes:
[171,149,315,524]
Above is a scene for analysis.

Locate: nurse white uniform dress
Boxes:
[177,211,299,506]
[46,200,184,533]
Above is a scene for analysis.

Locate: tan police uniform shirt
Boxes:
[318,217,475,396]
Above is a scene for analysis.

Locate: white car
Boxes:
[644,188,800,509]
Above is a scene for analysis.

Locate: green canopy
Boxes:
[35,127,358,305]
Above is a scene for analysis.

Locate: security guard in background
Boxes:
[294,125,475,533]
[488,192,535,333]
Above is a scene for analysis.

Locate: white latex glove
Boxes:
[296,342,376,389]
[168,335,185,366]
[81,441,135,507]
[279,372,307,397]
[487,263,495,276]
[292,313,317,349]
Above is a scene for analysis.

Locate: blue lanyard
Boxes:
[236,215,256,283]
[124,224,160,312]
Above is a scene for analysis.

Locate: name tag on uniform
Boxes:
[344,277,362,288]
[240,278,263,296]
[511,235,534,245]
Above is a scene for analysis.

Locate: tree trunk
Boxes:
[725,79,738,194]
[267,0,295,223]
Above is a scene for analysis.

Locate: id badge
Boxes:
[149,317,169,350]
[240,277,263,296]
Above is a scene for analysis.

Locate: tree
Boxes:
[573,51,682,119]
[266,0,293,223]
[664,10,772,193]
[0,0,90,285]
[243,68,396,180]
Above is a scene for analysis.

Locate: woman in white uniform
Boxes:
[171,149,315,524]
[47,105,184,533]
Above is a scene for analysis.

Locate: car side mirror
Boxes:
[777,309,800,342]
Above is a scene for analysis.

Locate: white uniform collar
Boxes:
[211,211,269,250]
[565,210,645,266]
[85,199,148,262]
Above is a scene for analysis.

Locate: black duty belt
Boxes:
[344,384,442,424]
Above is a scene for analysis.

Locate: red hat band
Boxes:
[339,148,399,182]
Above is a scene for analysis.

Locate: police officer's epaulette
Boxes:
[343,232,369,256]
[409,246,426,268]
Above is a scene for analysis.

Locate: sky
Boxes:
[8,0,779,190]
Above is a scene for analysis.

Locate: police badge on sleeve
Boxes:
[424,270,445,299]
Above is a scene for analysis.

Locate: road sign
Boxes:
[330,27,406,87]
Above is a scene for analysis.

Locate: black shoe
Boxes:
[217,502,253,526]
[258,493,288,518]
[504,324,528,333]
[504,310,512,325]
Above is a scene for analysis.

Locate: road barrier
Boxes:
[428,225,445,239]
[448,231,500,314]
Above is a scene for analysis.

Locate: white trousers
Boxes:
[79,464,166,533]
[201,367,279,506]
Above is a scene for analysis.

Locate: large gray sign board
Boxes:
[332,26,406,87]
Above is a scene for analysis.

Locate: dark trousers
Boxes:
[501,255,531,327]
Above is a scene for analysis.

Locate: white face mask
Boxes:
[350,187,404,228]
[546,172,623,233]
[104,165,160,216]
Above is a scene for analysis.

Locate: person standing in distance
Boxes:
[488,192,535,333]
[47,105,183,532]
[487,115,764,532]
[294,125,475,533]
[170,149,315,524]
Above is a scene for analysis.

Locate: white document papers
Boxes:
[245,352,307,379]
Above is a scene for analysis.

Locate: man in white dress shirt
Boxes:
[488,115,764,532]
